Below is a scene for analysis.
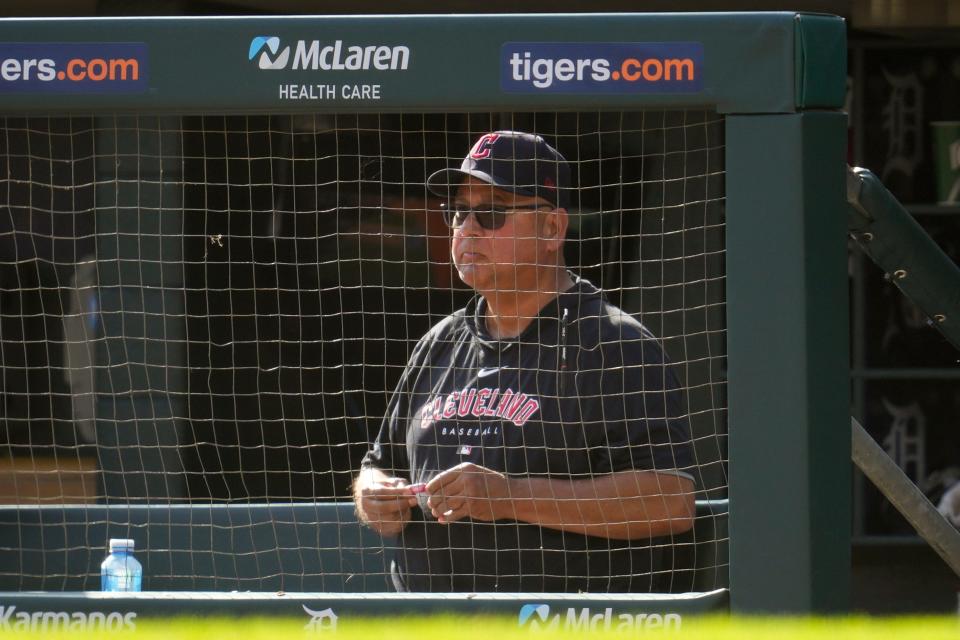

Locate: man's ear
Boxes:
[544,207,568,251]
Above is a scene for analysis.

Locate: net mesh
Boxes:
[0,110,726,591]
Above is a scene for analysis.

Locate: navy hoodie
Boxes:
[361,276,694,592]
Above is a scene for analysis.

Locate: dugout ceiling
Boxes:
[8,1,959,36]
[2,0,852,18]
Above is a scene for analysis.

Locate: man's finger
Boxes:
[436,503,468,524]
[424,467,462,493]
[364,482,413,498]
[426,476,465,510]
[366,490,415,502]
[365,494,413,507]
[363,486,417,512]
[409,482,428,494]
[429,495,464,517]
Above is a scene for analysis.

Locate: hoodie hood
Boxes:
[463,272,604,353]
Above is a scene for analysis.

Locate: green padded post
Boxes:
[794,14,847,109]
[726,112,850,613]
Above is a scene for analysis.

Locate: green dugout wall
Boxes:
[0,12,849,617]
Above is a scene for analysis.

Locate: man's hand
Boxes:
[425,466,695,539]
[424,462,513,523]
[354,473,418,537]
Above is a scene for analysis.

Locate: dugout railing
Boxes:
[0,12,849,620]
[0,502,728,593]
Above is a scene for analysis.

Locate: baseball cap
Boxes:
[426,131,570,208]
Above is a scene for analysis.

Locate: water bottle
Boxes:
[100,538,142,592]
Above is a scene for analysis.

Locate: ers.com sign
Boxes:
[0,42,148,93]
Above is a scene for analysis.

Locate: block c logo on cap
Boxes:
[470,133,500,159]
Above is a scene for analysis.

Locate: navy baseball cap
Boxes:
[427,131,570,208]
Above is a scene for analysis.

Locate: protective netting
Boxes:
[0,111,726,591]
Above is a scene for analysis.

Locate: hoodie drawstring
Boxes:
[559,307,569,395]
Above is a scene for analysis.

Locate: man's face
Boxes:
[449,176,556,294]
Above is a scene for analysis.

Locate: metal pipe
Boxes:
[851,416,960,578]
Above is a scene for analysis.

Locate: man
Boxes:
[354,131,695,592]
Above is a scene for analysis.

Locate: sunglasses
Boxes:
[441,203,555,230]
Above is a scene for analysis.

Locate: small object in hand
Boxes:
[409,483,427,494]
